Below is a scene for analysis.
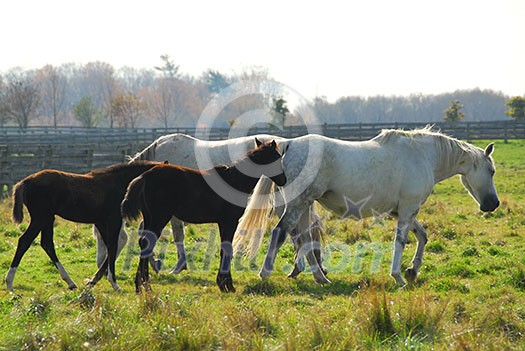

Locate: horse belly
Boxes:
[57,205,101,224]
[318,187,398,219]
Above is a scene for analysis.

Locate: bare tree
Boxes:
[0,69,41,128]
[36,64,68,127]
[110,92,145,128]
[0,74,9,126]
[148,78,177,128]
[117,66,156,94]
[83,62,118,127]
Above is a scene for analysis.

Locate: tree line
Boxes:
[0,56,522,129]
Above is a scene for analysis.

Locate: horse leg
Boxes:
[405,219,428,282]
[90,220,123,291]
[95,222,127,269]
[137,221,159,273]
[287,227,305,279]
[391,209,418,286]
[288,207,327,279]
[40,221,77,290]
[116,221,128,260]
[94,225,106,268]
[261,203,330,284]
[169,216,187,274]
[138,220,162,274]
[88,224,111,288]
[216,222,236,293]
[105,220,123,291]
[5,220,42,291]
[136,216,169,292]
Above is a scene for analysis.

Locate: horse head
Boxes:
[460,143,499,212]
[249,138,287,186]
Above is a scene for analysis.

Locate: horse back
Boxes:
[139,163,236,224]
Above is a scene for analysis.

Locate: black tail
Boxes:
[121,176,146,221]
[12,180,25,224]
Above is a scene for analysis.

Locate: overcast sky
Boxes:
[1,0,524,101]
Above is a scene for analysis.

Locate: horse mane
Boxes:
[373,126,485,167]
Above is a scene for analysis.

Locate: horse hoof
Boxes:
[404,268,418,282]
[219,284,236,293]
[69,284,78,290]
[151,260,162,273]
[169,263,187,274]
[259,268,272,280]
[315,276,331,285]
[391,273,407,286]
[217,274,235,293]
[287,266,302,279]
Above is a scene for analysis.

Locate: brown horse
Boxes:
[5,161,163,292]
[121,139,286,293]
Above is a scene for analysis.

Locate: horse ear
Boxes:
[484,143,494,157]
[271,140,277,148]
[164,160,169,164]
[255,138,262,147]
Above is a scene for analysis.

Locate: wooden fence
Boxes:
[0,143,142,195]
[1,120,524,195]
[2,120,524,144]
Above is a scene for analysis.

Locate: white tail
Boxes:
[232,176,276,259]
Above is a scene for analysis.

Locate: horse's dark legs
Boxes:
[260,224,288,279]
[40,222,77,290]
[5,220,42,291]
[95,222,128,269]
[89,221,121,290]
[216,222,236,293]
[135,215,170,293]
[135,229,158,292]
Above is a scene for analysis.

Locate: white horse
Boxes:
[95,133,323,275]
[233,127,499,286]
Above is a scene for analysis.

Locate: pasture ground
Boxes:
[0,140,524,350]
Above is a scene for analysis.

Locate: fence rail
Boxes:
[2,120,525,144]
[1,120,524,195]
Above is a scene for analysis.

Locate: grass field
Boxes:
[0,139,524,350]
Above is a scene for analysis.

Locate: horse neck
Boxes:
[217,157,263,194]
[427,137,469,182]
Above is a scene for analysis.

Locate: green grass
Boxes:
[0,139,524,350]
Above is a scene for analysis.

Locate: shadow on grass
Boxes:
[152,273,216,288]
[242,275,400,297]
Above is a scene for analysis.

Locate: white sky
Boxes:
[1,0,524,101]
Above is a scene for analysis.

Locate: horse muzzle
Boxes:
[480,195,500,212]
